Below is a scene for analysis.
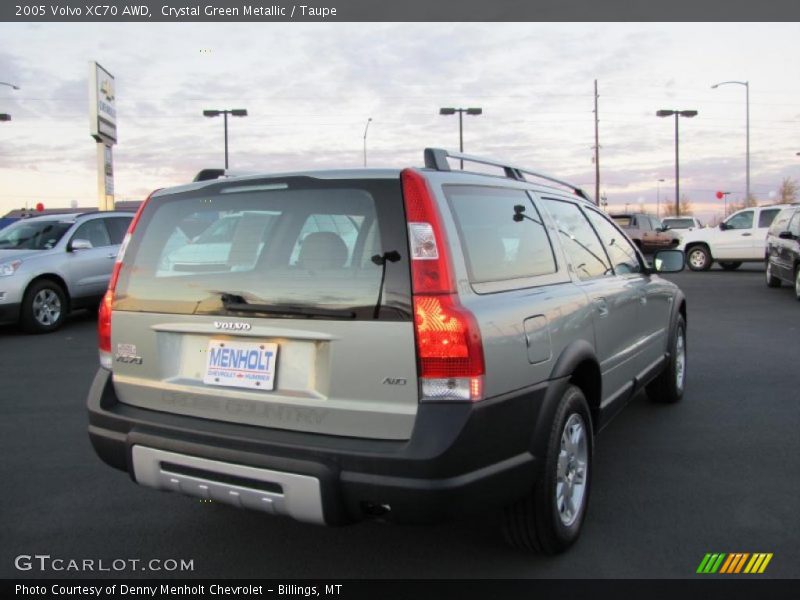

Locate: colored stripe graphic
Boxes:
[701,552,773,574]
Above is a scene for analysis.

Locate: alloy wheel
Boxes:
[556,414,588,527]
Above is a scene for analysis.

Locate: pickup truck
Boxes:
[677,206,782,270]
[610,213,679,254]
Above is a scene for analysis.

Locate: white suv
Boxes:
[677,206,782,271]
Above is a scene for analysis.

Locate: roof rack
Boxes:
[423,147,591,202]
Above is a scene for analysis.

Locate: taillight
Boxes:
[401,169,485,401]
[98,192,155,369]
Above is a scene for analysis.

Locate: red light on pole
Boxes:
[35,202,45,212]
[715,191,724,200]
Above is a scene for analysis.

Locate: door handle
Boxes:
[106,253,117,259]
[592,298,609,317]
[741,233,752,236]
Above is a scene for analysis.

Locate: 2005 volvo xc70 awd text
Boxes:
[87,148,687,554]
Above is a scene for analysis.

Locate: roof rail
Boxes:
[423,147,591,202]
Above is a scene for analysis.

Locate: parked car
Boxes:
[661,216,703,231]
[765,205,800,299]
[677,205,783,271]
[0,211,133,332]
[87,148,687,554]
[609,213,679,254]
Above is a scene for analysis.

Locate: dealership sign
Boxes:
[89,61,117,144]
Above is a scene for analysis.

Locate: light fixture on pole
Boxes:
[439,107,482,169]
[363,117,372,167]
[656,109,698,217]
[203,108,248,170]
[1,82,19,123]
[656,178,665,218]
[712,81,749,202]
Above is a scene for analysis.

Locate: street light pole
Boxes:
[656,109,698,217]
[363,117,372,167]
[712,81,749,202]
[203,108,248,170]
[439,107,482,169]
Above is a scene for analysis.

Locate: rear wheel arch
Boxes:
[548,341,601,433]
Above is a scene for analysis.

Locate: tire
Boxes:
[719,261,742,271]
[646,314,687,404]
[795,267,800,301]
[20,280,68,333]
[686,245,712,271]
[766,261,781,288]
[503,385,592,554]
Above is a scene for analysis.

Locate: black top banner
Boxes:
[2,0,799,21]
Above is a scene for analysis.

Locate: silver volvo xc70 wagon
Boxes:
[87,148,687,554]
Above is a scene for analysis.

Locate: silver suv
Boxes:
[0,211,133,333]
[87,149,687,554]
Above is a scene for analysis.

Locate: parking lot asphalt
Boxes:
[1,264,798,579]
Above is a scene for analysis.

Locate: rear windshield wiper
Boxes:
[219,293,356,319]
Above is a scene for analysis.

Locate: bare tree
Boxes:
[779,177,798,204]
[662,194,694,217]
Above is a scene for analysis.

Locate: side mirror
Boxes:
[778,231,795,240]
[652,249,685,273]
[719,222,728,230]
[69,238,93,251]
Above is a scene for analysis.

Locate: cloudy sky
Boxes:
[1,22,799,222]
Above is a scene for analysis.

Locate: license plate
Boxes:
[203,340,278,391]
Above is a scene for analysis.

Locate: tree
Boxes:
[778,177,798,204]
[661,194,694,217]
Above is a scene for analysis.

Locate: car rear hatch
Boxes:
[107,174,419,440]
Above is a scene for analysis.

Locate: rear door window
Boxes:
[444,185,557,286]
[105,217,133,244]
[72,219,112,248]
[758,208,781,228]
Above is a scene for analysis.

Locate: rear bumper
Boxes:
[87,368,565,525]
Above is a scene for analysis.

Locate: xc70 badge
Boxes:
[115,343,143,365]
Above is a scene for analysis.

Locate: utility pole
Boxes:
[594,79,600,206]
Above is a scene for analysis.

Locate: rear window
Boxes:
[663,218,695,229]
[611,216,631,228]
[115,177,411,321]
